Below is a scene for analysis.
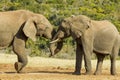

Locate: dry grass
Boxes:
[1,53,120,71]
[0,53,120,80]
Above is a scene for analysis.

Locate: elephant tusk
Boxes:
[50,38,60,44]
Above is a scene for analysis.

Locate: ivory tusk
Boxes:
[50,38,59,44]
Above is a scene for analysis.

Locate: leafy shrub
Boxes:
[0,0,120,59]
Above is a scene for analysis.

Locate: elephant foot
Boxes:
[111,72,117,75]
[72,71,81,75]
[94,71,101,75]
[14,62,23,73]
[84,71,92,75]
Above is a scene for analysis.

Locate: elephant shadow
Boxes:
[1,70,72,75]
[32,70,72,75]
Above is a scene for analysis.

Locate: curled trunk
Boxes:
[49,41,63,57]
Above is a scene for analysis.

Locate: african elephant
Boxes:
[0,10,54,73]
[49,15,120,75]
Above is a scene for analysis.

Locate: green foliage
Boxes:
[26,37,49,57]
[0,0,120,58]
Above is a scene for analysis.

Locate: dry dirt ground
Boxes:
[0,54,120,80]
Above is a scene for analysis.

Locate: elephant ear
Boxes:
[81,15,92,29]
[23,18,37,41]
[86,19,92,29]
[76,15,92,29]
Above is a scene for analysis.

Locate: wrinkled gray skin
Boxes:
[49,15,120,75]
[0,10,53,73]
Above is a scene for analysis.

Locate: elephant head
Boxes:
[23,14,53,41]
[49,15,91,56]
[0,10,55,73]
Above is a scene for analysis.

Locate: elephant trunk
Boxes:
[49,41,63,57]
[49,30,64,57]
[44,28,53,39]
[49,43,56,57]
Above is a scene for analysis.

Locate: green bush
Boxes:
[0,0,119,59]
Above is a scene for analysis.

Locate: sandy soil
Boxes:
[0,54,120,80]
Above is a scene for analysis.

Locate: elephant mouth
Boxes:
[36,33,46,38]
[38,33,51,39]
[42,34,45,37]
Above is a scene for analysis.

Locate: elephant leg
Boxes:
[94,53,105,75]
[13,37,28,73]
[82,39,92,75]
[73,43,83,75]
[110,46,119,75]
[110,55,116,75]
[110,38,119,75]
[83,54,92,75]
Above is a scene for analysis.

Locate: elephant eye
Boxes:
[63,20,66,22]
[63,19,67,23]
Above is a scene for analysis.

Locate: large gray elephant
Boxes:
[0,10,54,73]
[49,15,120,75]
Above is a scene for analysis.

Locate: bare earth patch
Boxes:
[0,54,120,80]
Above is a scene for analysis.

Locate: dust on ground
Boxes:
[0,54,120,80]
